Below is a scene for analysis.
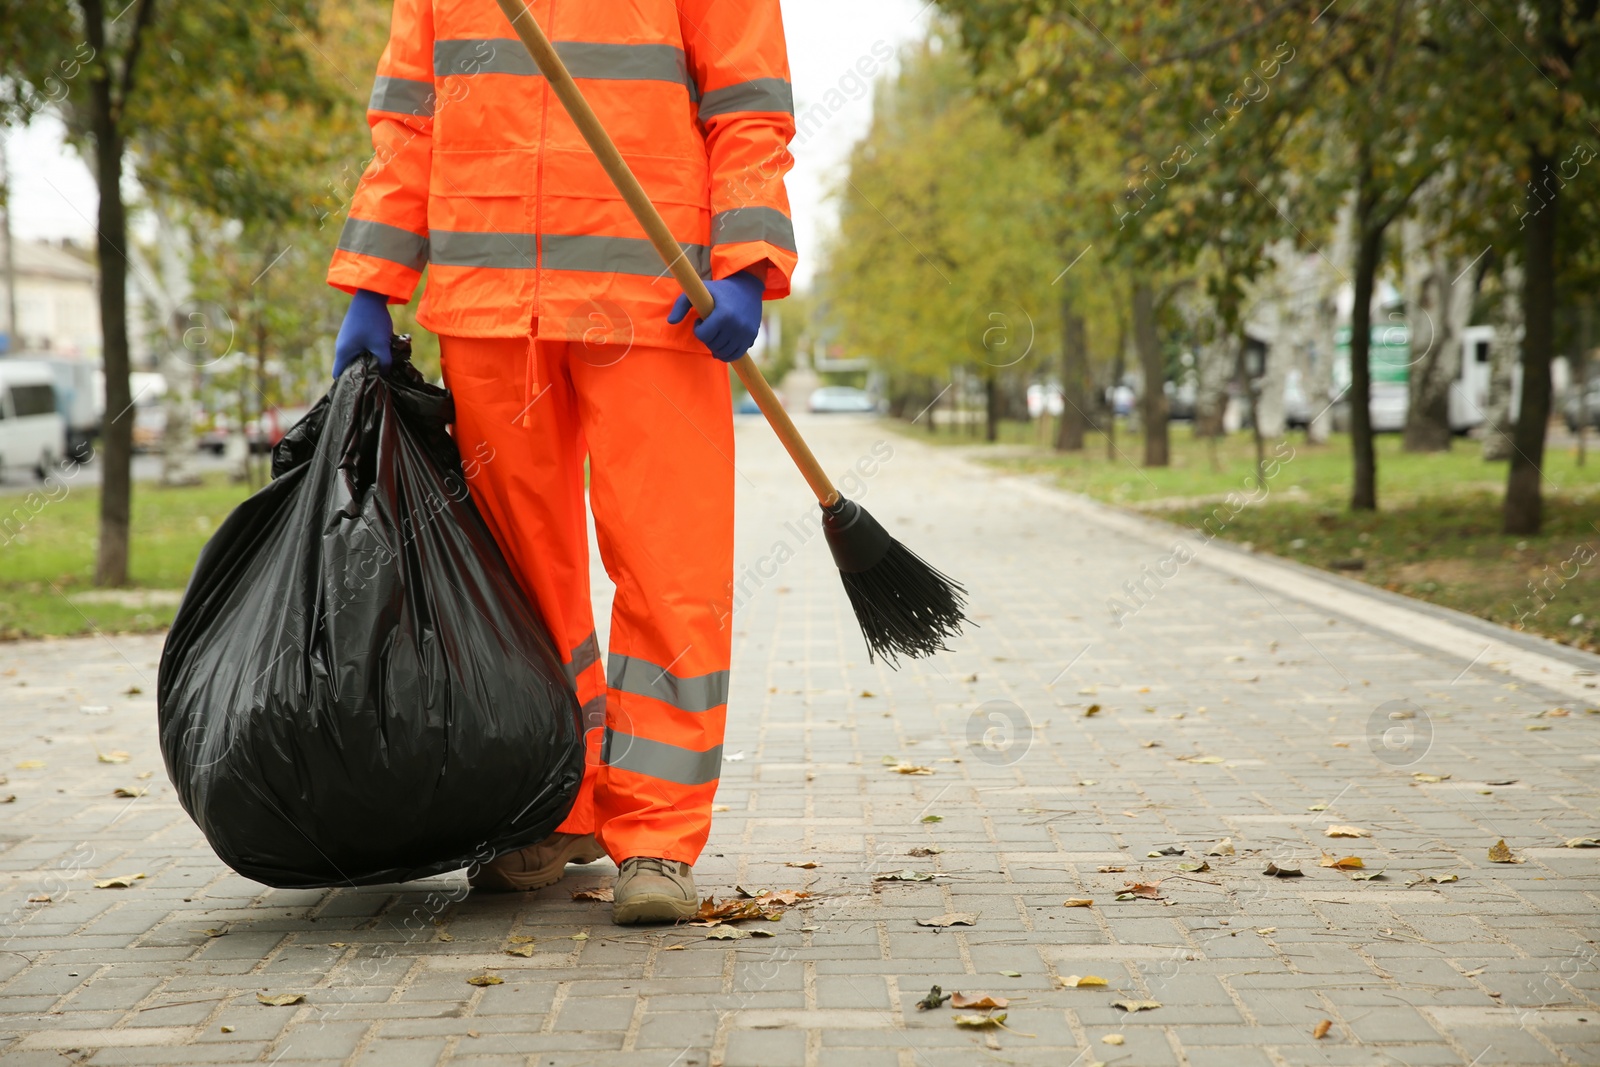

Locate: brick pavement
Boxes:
[1,414,1598,1066]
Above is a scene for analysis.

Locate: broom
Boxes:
[490,0,968,665]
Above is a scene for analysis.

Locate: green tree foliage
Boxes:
[0,0,349,583]
[826,35,1125,442]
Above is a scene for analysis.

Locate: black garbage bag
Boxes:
[158,339,584,888]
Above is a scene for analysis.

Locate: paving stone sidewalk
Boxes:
[1,414,1598,1067]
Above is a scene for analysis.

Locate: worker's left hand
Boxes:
[668,270,764,362]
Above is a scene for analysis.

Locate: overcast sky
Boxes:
[4,0,931,290]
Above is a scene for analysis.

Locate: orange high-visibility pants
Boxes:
[440,330,733,866]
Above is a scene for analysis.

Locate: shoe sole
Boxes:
[471,843,606,893]
[612,893,699,925]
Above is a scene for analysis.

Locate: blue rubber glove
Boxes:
[333,289,394,378]
[667,269,765,362]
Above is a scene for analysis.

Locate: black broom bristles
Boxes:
[822,499,969,667]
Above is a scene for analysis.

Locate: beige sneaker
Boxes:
[470,832,605,893]
[612,857,699,925]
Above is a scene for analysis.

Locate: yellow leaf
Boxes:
[256,992,305,1006]
[1059,974,1107,988]
[97,751,131,764]
[466,975,503,986]
[1488,839,1523,864]
[1063,898,1094,908]
[1325,825,1369,838]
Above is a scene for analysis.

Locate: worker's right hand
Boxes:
[333,289,394,378]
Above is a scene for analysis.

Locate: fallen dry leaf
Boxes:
[1102,1034,1125,1046]
[1084,704,1102,717]
[1176,755,1224,764]
[220,1025,234,1033]
[917,912,977,928]
[1116,880,1163,900]
[1112,999,1162,1013]
[1564,837,1600,849]
[27,894,50,903]
[1262,863,1303,878]
[1320,854,1365,871]
[505,943,536,957]
[1408,872,1460,885]
[1178,861,1211,873]
[507,935,535,944]
[1412,773,1451,783]
[15,760,44,770]
[785,861,821,869]
[1463,967,1486,978]
[953,1013,1006,1029]
[1063,898,1094,908]
[1140,740,1160,748]
[572,887,614,903]
[465,975,503,987]
[920,814,942,824]
[1325,825,1370,839]
[111,786,148,799]
[256,992,305,1006]
[1488,839,1523,864]
[705,927,748,940]
[202,927,228,938]
[1256,927,1277,935]
[1059,974,1108,988]
[2,795,16,804]
[1207,838,1236,856]
[875,869,936,882]
[890,762,934,775]
[950,993,1009,1010]
[1348,870,1386,881]
[1313,1019,1332,1040]
[435,931,453,942]
[1148,845,1185,857]
[916,985,951,1011]
[570,932,589,941]
[94,873,146,889]
[907,846,944,857]
[1096,865,1126,873]
[97,751,131,764]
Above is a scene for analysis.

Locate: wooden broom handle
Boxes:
[492,0,841,508]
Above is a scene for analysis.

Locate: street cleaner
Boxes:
[326,0,797,924]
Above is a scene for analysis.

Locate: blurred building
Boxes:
[2,237,100,359]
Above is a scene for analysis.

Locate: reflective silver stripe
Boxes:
[544,234,710,279]
[559,41,689,83]
[602,729,722,786]
[425,232,709,276]
[698,78,793,119]
[712,207,796,253]
[580,694,607,734]
[563,631,601,687]
[435,39,690,86]
[337,217,429,273]
[428,230,537,270]
[608,652,728,713]
[435,38,536,77]
[369,75,435,117]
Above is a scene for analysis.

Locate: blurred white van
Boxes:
[0,360,66,481]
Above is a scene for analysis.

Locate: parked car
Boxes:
[734,392,763,416]
[1566,379,1600,432]
[0,360,66,480]
[808,386,876,414]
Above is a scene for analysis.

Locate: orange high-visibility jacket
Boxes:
[328,0,797,353]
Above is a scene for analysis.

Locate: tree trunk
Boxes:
[983,371,999,443]
[1055,294,1086,452]
[1505,146,1558,535]
[1349,196,1383,512]
[90,69,132,587]
[1400,230,1470,453]
[1579,304,1591,468]
[1132,282,1169,467]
